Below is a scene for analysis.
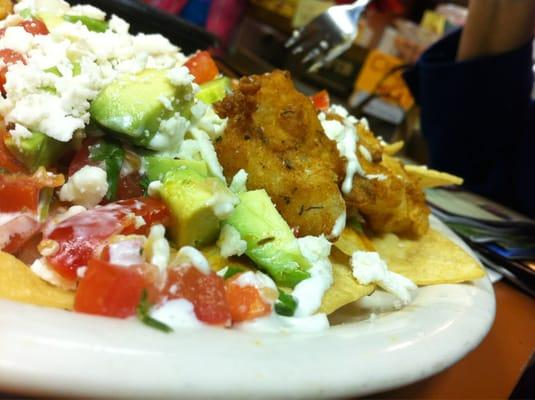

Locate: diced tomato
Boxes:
[44,198,169,280]
[0,18,49,37]
[0,131,26,173]
[184,51,219,84]
[0,49,25,93]
[19,18,49,35]
[74,258,146,318]
[0,168,63,213]
[164,266,231,326]
[119,198,170,236]
[67,137,98,176]
[0,214,40,254]
[224,273,272,322]
[116,171,144,200]
[310,90,330,112]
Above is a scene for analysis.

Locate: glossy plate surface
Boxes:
[0,218,495,398]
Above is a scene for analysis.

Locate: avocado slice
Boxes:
[4,131,69,172]
[159,166,232,248]
[144,156,208,182]
[196,77,231,104]
[36,13,65,30]
[226,190,311,288]
[90,69,193,150]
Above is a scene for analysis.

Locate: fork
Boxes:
[285,0,371,72]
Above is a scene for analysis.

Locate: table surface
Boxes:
[371,280,535,399]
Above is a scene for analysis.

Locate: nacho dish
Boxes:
[0,0,485,333]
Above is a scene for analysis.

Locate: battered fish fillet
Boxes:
[214,70,346,237]
[215,70,429,239]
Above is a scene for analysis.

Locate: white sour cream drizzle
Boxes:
[292,235,333,317]
[319,105,387,193]
[150,299,202,328]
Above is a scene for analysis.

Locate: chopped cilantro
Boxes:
[348,217,364,233]
[19,8,33,18]
[223,265,245,280]
[274,290,298,317]
[139,174,150,197]
[89,141,125,201]
[136,289,173,333]
[63,15,109,33]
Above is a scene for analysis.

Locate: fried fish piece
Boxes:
[215,70,346,237]
[344,152,430,238]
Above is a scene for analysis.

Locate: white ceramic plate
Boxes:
[0,218,495,398]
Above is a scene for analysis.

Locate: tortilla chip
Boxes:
[0,251,74,310]
[320,261,374,315]
[383,140,404,156]
[405,165,463,189]
[202,245,254,273]
[334,227,375,256]
[371,229,486,285]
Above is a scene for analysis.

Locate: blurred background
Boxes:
[140,0,478,164]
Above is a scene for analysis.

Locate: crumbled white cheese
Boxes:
[147,180,162,198]
[158,95,173,111]
[58,165,108,208]
[76,266,87,279]
[194,105,227,140]
[0,26,34,53]
[144,224,170,272]
[9,123,32,146]
[351,251,417,306]
[188,127,225,181]
[229,169,248,193]
[150,298,202,328]
[293,235,333,317]
[68,4,106,20]
[205,184,239,220]
[148,113,190,152]
[1,2,186,144]
[173,246,211,275]
[108,15,130,34]
[134,216,146,229]
[31,257,76,290]
[217,224,247,258]
[167,66,194,86]
[108,237,145,267]
[14,0,70,15]
[233,270,278,304]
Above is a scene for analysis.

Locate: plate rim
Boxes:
[0,218,496,398]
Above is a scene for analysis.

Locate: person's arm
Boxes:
[403,1,534,216]
[458,0,535,60]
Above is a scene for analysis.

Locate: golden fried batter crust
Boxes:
[215,70,429,239]
[215,70,346,237]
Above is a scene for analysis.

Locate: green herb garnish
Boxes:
[89,141,125,201]
[139,174,150,197]
[348,217,364,233]
[136,289,173,333]
[223,265,245,280]
[19,8,33,19]
[274,290,298,317]
[63,15,109,33]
